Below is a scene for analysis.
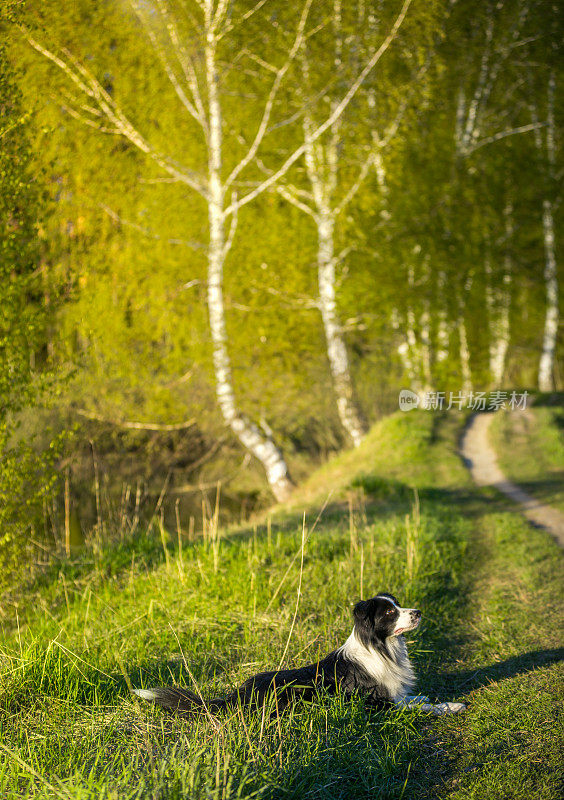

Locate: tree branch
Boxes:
[76,409,197,431]
[218,0,272,40]
[225,0,413,216]
[100,204,206,249]
[466,121,544,153]
[212,0,231,33]
[460,16,495,152]
[334,151,375,216]
[153,0,208,131]
[276,185,317,218]
[225,0,314,190]
[24,30,208,197]
[223,193,238,257]
[59,101,120,134]
[129,0,204,127]
[240,48,279,75]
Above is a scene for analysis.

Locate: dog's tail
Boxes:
[132,686,227,715]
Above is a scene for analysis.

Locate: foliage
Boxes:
[0,40,63,586]
[1,0,562,499]
[0,44,42,415]
[490,396,564,513]
[0,423,64,590]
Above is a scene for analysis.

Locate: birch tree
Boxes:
[531,72,559,392]
[394,260,434,402]
[452,0,541,387]
[456,273,474,394]
[22,0,414,498]
[484,200,513,387]
[276,0,428,440]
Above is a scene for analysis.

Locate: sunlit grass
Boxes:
[490,400,564,513]
[1,411,562,798]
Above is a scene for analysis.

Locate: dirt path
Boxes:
[460,412,564,548]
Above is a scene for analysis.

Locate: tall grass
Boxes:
[1,411,562,799]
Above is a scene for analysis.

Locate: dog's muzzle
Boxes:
[393,607,421,635]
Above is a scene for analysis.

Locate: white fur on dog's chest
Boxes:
[340,628,416,702]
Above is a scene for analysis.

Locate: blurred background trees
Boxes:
[1,0,561,551]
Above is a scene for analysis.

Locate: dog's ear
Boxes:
[382,593,400,606]
[353,599,375,624]
[353,599,379,647]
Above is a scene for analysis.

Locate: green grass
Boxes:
[1,410,563,799]
[490,402,564,513]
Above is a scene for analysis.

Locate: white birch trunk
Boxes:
[405,305,425,401]
[400,267,433,402]
[419,258,433,393]
[458,317,472,395]
[489,287,511,388]
[538,72,559,392]
[538,198,559,391]
[458,276,473,394]
[301,102,366,447]
[393,308,419,392]
[316,211,366,446]
[420,308,432,392]
[486,204,512,387]
[436,272,450,362]
[397,342,417,390]
[396,268,431,403]
[204,22,293,502]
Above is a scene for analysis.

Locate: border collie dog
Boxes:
[134,593,466,717]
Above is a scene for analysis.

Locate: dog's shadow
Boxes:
[420,647,564,699]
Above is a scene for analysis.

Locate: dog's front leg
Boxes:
[397,694,430,705]
[396,696,466,715]
[425,701,466,715]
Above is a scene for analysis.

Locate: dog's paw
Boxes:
[445,702,466,714]
[427,701,467,716]
[396,697,467,715]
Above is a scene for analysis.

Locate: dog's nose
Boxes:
[412,609,422,619]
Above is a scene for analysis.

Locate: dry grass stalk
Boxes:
[208,481,221,573]
[90,440,102,535]
[64,468,71,558]
[348,493,357,556]
[278,512,307,668]
[120,484,131,540]
[158,513,171,571]
[360,540,364,599]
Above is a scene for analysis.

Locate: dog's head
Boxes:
[353,593,421,647]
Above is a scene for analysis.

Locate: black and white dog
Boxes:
[133,593,466,717]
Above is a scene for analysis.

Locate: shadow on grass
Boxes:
[531,391,564,410]
[407,645,564,800]
[434,647,564,698]
[120,649,564,800]
[226,485,487,549]
[418,478,562,520]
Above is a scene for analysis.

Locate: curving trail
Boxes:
[460,412,564,548]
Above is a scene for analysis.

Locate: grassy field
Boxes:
[1,410,563,799]
[490,399,564,513]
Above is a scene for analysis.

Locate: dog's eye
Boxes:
[386,608,394,615]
